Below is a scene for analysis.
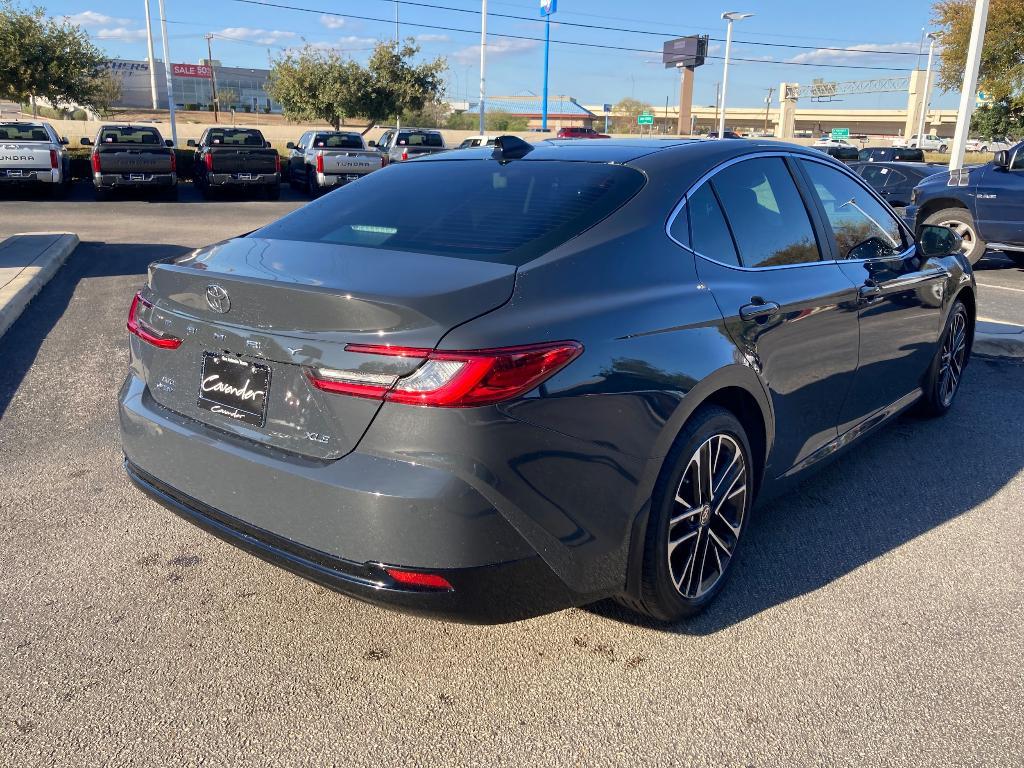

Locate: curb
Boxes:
[973,320,1024,360]
[0,232,79,340]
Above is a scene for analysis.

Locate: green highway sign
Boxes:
[638,113,655,125]
[831,128,850,140]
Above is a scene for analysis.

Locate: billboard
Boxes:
[662,35,708,69]
[172,63,212,79]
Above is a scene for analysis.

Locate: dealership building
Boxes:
[108,59,279,112]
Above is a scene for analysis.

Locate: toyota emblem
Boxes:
[206,284,231,313]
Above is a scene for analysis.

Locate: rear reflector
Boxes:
[384,567,453,590]
[308,341,582,407]
[127,292,182,349]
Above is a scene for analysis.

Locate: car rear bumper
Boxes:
[318,172,368,187]
[96,172,175,188]
[118,373,588,622]
[0,169,58,183]
[208,172,279,186]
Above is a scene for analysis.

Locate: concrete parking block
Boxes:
[974,320,1024,360]
[0,232,79,339]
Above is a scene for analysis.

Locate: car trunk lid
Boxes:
[136,237,515,459]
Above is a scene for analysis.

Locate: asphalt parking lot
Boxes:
[2,185,1023,765]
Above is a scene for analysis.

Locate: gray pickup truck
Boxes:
[0,121,71,196]
[285,131,386,196]
[82,124,177,200]
[188,127,280,200]
[374,128,447,162]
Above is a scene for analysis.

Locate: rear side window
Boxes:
[255,160,645,265]
[711,157,821,268]
[800,160,907,260]
[398,132,443,147]
[686,184,739,266]
[314,133,364,149]
[859,165,890,188]
[100,127,162,144]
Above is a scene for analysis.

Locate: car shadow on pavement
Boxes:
[587,358,1024,635]
[0,240,190,421]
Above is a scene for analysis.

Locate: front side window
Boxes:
[710,157,821,268]
[801,160,907,260]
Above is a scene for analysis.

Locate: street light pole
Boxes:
[541,8,551,131]
[479,0,488,135]
[395,1,400,136]
[206,34,220,123]
[949,0,990,170]
[718,11,753,138]
[916,32,939,145]
[157,0,177,147]
[143,0,159,110]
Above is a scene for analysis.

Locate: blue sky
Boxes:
[47,0,958,110]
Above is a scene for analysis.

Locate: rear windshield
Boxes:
[0,124,50,142]
[397,132,443,147]
[207,129,265,146]
[313,133,364,149]
[255,160,646,265]
[100,127,163,144]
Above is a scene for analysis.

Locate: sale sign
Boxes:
[172,63,212,79]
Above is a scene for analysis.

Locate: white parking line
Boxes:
[976,282,1024,294]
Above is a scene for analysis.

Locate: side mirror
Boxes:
[80,137,92,146]
[186,139,197,147]
[165,139,174,147]
[994,150,1010,168]
[286,142,295,149]
[264,141,272,148]
[919,224,964,258]
[368,140,377,147]
[60,136,69,145]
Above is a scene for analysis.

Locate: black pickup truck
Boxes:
[188,128,280,199]
[82,124,176,200]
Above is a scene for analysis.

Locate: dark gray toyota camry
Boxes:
[119,137,974,623]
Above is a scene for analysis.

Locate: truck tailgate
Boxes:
[97,147,173,174]
[321,151,384,175]
[209,149,278,174]
[0,144,52,171]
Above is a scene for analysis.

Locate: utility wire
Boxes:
[225,0,915,71]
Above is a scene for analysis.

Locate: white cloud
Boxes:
[415,34,450,43]
[95,27,149,42]
[64,11,131,27]
[788,41,920,66]
[320,15,346,30]
[216,27,300,45]
[453,38,538,65]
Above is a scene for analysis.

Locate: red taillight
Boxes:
[204,153,214,171]
[315,151,323,174]
[380,155,387,167]
[127,292,182,349]
[308,341,583,407]
[49,149,58,169]
[384,567,453,590]
[91,152,101,173]
[401,148,408,161]
[274,153,281,173]
[169,150,176,172]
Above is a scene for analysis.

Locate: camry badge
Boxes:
[206,284,230,313]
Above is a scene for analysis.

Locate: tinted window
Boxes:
[207,129,265,146]
[398,132,443,147]
[859,165,890,188]
[885,169,908,187]
[0,124,51,141]
[801,161,907,260]
[711,157,820,268]
[100,126,162,144]
[256,160,645,265]
[686,184,739,266]
[313,133,364,149]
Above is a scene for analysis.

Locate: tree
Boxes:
[0,2,106,114]
[611,98,654,133]
[970,101,1024,140]
[401,100,450,129]
[932,0,1024,105]
[92,70,123,118]
[217,87,239,110]
[267,40,446,133]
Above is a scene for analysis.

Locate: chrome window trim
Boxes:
[664,149,916,271]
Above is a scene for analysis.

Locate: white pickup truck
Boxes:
[892,133,950,152]
[285,131,386,196]
[965,136,1015,153]
[0,121,72,196]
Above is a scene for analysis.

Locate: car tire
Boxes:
[264,183,281,201]
[918,299,970,418]
[306,168,319,198]
[94,186,109,202]
[939,144,948,153]
[199,181,213,200]
[980,146,988,153]
[1006,252,1024,268]
[923,208,986,265]
[628,405,754,622]
[161,185,179,202]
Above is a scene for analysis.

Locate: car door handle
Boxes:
[739,301,781,321]
[859,283,882,300]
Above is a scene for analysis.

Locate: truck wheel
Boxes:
[939,144,948,153]
[94,186,109,202]
[161,185,179,202]
[923,208,986,265]
[979,145,988,153]
[1006,252,1024,268]
[264,183,281,201]
[306,170,320,198]
[199,181,213,200]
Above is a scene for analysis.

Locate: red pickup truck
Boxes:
[556,126,610,139]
